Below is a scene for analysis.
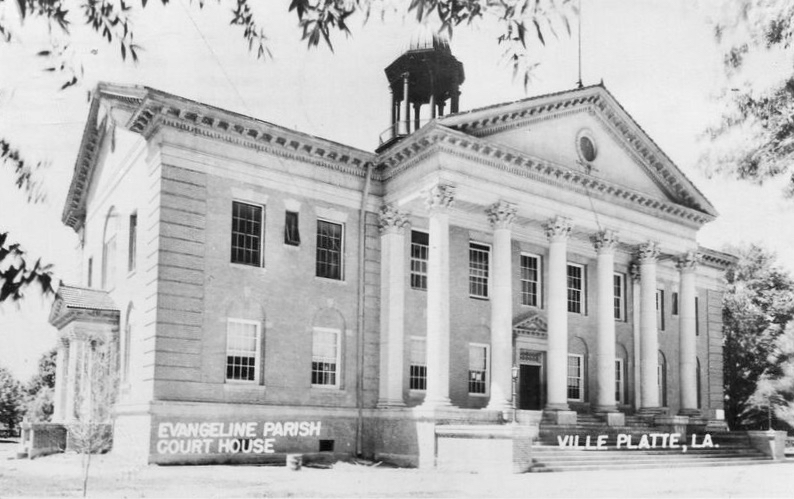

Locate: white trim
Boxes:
[567,353,584,402]
[613,272,626,321]
[410,229,429,291]
[468,343,490,397]
[311,326,342,389]
[230,187,269,205]
[225,318,262,385]
[468,242,491,299]
[615,358,625,405]
[408,336,427,393]
[231,199,266,268]
[566,263,586,315]
[315,206,348,223]
[315,218,345,281]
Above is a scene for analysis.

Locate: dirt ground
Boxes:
[2,440,794,498]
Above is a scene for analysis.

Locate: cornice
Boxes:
[698,246,738,270]
[437,85,718,219]
[378,125,714,227]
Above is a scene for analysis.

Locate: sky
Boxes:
[1,0,793,380]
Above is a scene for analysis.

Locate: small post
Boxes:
[511,365,519,425]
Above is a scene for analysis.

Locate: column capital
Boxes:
[630,262,641,282]
[486,200,517,230]
[676,250,701,272]
[543,216,573,242]
[591,229,619,254]
[378,204,409,235]
[426,184,455,212]
[636,241,660,264]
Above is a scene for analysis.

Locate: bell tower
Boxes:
[378,32,465,151]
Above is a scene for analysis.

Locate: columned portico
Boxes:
[64,335,82,422]
[678,251,700,415]
[377,204,409,407]
[592,230,619,413]
[52,339,69,422]
[544,216,573,411]
[638,242,661,411]
[422,184,455,408]
[485,201,517,411]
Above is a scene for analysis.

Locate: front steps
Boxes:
[531,412,772,472]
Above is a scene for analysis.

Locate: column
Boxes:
[390,90,397,133]
[399,73,410,135]
[638,242,660,410]
[485,201,517,411]
[413,102,421,132]
[593,230,619,413]
[422,184,455,408]
[52,338,69,422]
[544,216,572,411]
[630,264,642,409]
[678,251,700,415]
[64,335,81,422]
[377,204,409,407]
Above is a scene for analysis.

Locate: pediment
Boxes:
[438,85,717,218]
[513,312,547,338]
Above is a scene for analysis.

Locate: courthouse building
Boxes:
[48,37,733,466]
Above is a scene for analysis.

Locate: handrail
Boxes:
[378,119,433,145]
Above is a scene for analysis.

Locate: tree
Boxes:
[723,243,794,430]
[705,0,794,198]
[0,364,24,434]
[0,0,574,304]
[749,321,794,431]
[25,348,56,422]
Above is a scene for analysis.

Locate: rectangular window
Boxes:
[409,337,427,391]
[284,211,301,246]
[613,273,625,320]
[87,257,93,287]
[672,292,679,316]
[656,289,665,331]
[226,319,261,383]
[469,243,490,299]
[567,354,583,401]
[520,254,541,307]
[468,344,489,395]
[567,264,584,314]
[615,358,624,404]
[231,201,264,267]
[311,327,340,387]
[695,296,700,336]
[316,220,343,280]
[128,212,137,273]
[410,231,429,290]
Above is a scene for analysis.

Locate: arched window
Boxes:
[696,357,702,409]
[658,350,667,407]
[102,207,118,290]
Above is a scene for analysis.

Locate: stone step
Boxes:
[529,457,772,473]
[530,449,767,460]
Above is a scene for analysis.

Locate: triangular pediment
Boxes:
[513,312,547,338]
[437,85,717,218]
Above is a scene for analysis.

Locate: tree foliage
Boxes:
[723,243,794,430]
[25,348,56,422]
[706,0,794,197]
[0,0,574,304]
[749,322,794,431]
[0,365,24,433]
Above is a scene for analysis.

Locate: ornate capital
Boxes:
[591,229,619,254]
[676,250,701,272]
[630,263,641,282]
[636,241,660,264]
[378,204,409,235]
[426,184,455,212]
[543,216,573,242]
[486,201,517,230]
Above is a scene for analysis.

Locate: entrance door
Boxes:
[519,364,542,410]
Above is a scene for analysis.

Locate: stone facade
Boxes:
[50,67,734,466]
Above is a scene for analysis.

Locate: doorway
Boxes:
[518,364,542,410]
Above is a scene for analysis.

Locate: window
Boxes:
[231,201,264,267]
[615,358,624,404]
[567,354,584,401]
[316,220,343,280]
[409,337,427,391]
[613,273,625,320]
[468,344,489,395]
[671,292,679,316]
[520,254,541,307]
[410,231,429,290]
[656,290,665,331]
[128,212,137,273]
[311,328,340,387]
[657,357,667,407]
[567,264,585,314]
[284,211,300,246]
[87,257,93,287]
[469,243,490,298]
[695,296,700,336]
[102,209,118,291]
[226,319,261,383]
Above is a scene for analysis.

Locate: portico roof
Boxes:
[49,285,119,329]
